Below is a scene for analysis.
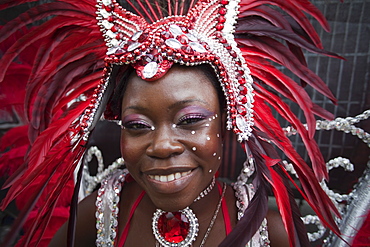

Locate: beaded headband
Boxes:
[95,0,254,141]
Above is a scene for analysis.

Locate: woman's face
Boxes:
[120,65,224,211]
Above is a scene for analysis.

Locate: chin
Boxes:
[150,193,194,212]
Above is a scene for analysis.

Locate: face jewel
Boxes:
[165,38,182,49]
[152,207,199,247]
[143,62,159,79]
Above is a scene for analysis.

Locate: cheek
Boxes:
[120,132,144,166]
[189,120,223,164]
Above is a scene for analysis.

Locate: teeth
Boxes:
[149,170,191,182]
[167,174,175,181]
[160,175,167,182]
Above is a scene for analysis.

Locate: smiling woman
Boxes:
[0,0,344,246]
[120,66,224,212]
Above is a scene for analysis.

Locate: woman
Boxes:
[0,0,340,246]
[50,64,290,246]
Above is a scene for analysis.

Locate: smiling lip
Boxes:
[144,168,198,194]
[148,170,191,182]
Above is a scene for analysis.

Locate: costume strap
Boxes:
[217,182,232,235]
[118,190,146,247]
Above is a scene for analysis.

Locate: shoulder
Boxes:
[49,190,98,247]
[266,209,290,247]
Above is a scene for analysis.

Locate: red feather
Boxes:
[240,0,325,48]
[252,98,340,235]
[0,100,88,198]
[254,84,327,180]
[262,154,297,246]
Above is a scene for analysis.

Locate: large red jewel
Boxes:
[158,212,190,243]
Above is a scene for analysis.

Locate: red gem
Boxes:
[107,16,115,22]
[161,31,173,39]
[239,85,248,95]
[138,32,149,42]
[240,96,248,104]
[181,45,193,54]
[111,26,118,32]
[116,33,123,40]
[221,0,229,5]
[219,8,227,15]
[229,50,237,58]
[218,16,226,23]
[237,105,247,116]
[166,48,174,56]
[155,38,163,47]
[216,23,224,31]
[158,212,189,243]
[238,77,246,85]
[178,34,189,44]
[104,5,113,11]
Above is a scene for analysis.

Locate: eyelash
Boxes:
[177,114,206,125]
[122,120,151,130]
[122,114,207,130]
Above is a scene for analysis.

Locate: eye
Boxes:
[122,120,152,130]
[177,114,206,126]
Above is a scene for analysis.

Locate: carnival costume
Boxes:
[0,0,343,246]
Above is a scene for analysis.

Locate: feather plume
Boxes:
[1,101,88,196]
[220,139,270,246]
[252,98,340,234]
[239,0,326,48]
[254,84,327,180]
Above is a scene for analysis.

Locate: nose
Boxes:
[146,125,184,159]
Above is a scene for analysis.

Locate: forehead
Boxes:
[121,65,220,110]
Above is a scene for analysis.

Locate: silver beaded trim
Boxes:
[233,148,270,246]
[82,146,124,197]
[96,168,128,247]
[193,176,215,202]
[284,110,370,147]
[283,109,370,243]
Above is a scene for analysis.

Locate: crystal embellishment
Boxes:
[127,42,141,52]
[143,62,159,79]
[169,24,183,37]
[189,42,206,53]
[158,212,190,243]
[165,38,182,49]
[152,207,199,247]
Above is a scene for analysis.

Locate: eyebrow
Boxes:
[168,99,209,110]
[122,99,209,114]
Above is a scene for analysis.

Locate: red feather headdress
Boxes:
[0,0,341,246]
